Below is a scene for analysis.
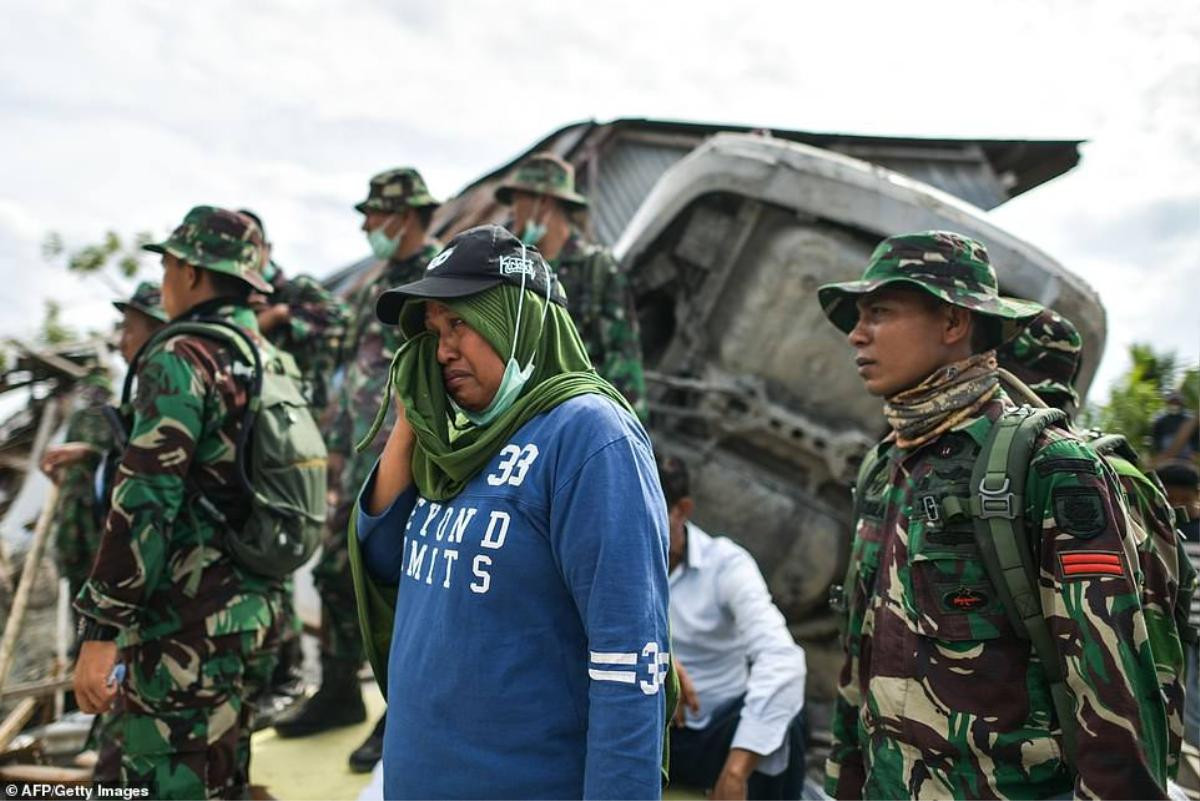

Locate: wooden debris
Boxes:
[0,763,92,782]
[0,698,38,753]
[0,472,62,695]
[0,675,73,703]
[5,339,89,381]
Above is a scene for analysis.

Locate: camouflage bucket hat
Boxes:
[997,309,1082,405]
[143,206,273,294]
[113,280,169,323]
[355,167,441,214]
[818,230,1043,344]
[494,152,588,208]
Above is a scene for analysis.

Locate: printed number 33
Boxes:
[487,444,539,487]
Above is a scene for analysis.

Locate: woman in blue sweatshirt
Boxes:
[348,224,671,799]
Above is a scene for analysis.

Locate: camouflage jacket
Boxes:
[265,272,349,410]
[553,232,647,419]
[327,244,439,493]
[53,378,115,590]
[827,395,1169,800]
[75,301,279,646]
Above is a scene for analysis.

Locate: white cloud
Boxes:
[0,0,1195,402]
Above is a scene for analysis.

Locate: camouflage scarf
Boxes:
[884,351,1000,450]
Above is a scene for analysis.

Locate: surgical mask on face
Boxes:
[519,197,547,246]
[454,356,535,427]
[367,224,406,260]
[519,220,546,246]
[452,243,553,427]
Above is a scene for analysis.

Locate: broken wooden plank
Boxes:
[5,339,89,381]
[0,763,92,782]
[0,675,74,703]
[0,698,38,753]
[0,455,62,695]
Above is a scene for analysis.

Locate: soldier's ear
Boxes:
[943,305,973,348]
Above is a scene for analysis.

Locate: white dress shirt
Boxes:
[669,522,807,775]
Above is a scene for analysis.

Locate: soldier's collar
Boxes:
[387,240,441,267]
[177,297,260,335]
[957,393,1011,449]
[178,296,249,320]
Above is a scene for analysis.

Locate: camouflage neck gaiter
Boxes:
[884,351,1000,450]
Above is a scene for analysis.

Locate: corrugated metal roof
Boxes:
[869,156,1007,211]
[587,139,687,245]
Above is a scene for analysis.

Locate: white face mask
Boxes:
[518,197,547,246]
[452,242,553,427]
[367,216,407,260]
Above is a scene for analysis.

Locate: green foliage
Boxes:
[38,300,76,346]
[1180,367,1200,409]
[1092,343,1199,451]
[42,229,156,284]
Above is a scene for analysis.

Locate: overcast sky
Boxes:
[1,0,1196,403]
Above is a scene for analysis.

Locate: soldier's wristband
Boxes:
[77,616,119,642]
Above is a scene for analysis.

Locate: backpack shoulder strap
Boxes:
[831,442,890,622]
[123,319,264,405]
[968,405,1077,765]
[1088,431,1143,467]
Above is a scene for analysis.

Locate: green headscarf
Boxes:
[357,283,633,501]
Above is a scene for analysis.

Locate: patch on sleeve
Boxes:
[1058,550,1126,580]
[1052,486,1107,539]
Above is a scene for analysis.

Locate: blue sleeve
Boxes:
[355,461,417,584]
[550,434,670,800]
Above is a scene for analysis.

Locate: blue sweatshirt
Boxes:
[357,394,670,800]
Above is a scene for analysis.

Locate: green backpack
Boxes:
[118,319,328,580]
[836,405,1197,771]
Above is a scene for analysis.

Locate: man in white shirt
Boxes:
[659,454,808,800]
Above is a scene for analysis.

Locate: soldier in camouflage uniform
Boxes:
[496,152,647,418]
[72,207,284,800]
[238,209,349,410]
[113,281,171,364]
[275,169,440,765]
[997,308,1084,413]
[1000,308,1193,783]
[42,369,114,607]
[818,231,1169,799]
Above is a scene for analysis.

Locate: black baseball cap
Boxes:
[376,224,567,325]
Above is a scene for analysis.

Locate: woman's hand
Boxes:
[366,394,416,515]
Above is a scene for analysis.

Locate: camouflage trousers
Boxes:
[118,622,280,799]
[88,710,122,783]
[311,494,363,666]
